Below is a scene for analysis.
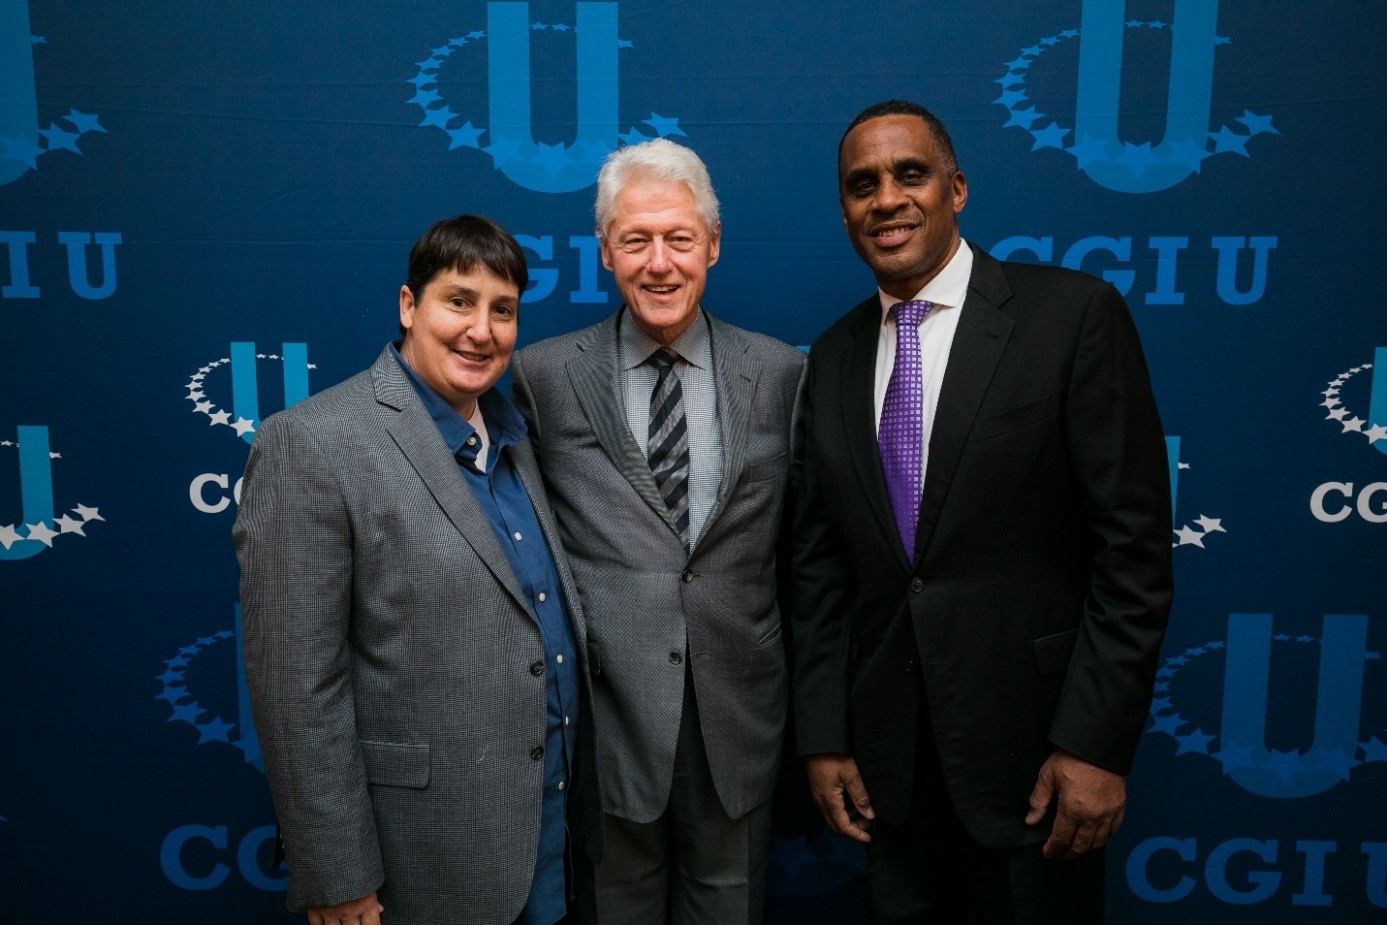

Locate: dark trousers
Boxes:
[866,685,1105,924]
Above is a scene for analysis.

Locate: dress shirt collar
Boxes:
[877,238,974,323]
[389,342,526,467]
[618,306,711,371]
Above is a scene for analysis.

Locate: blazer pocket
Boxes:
[359,740,431,789]
[974,394,1053,442]
[741,451,788,484]
[1032,627,1079,677]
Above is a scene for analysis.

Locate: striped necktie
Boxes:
[647,347,690,543]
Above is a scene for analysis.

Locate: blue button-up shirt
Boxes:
[392,346,579,925]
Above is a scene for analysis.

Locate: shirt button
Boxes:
[529,660,544,677]
[556,654,565,665]
[910,577,924,593]
[513,531,522,541]
[558,780,566,791]
[538,591,547,603]
[466,436,476,446]
[564,716,570,726]
[682,569,694,583]
[531,746,544,760]
[669,651,682,665]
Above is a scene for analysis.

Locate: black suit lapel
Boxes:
[915,247,1015,561]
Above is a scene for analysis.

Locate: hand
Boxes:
[307,892,383,925]
[805,753,875,843]
[1024,748,1126,859]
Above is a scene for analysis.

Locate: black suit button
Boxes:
[904,659,914,673]
[669,651,683,665]
[530,660,545,676]
[531,746,544,760]
[682,569,695,583]
[910,578,924,593]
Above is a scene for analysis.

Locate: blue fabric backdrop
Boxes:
[2,1,1384,920]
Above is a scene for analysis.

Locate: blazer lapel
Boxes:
[836,296,908,570]
[703,313,754,533]
[564,312,679,535]
[370,350,529,612]
[915,247,1015,561]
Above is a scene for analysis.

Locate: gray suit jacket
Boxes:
[511,310,806,823]
[234,347,597,924]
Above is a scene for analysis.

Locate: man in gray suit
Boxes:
[235,215,598,925]
[511,139,806,924]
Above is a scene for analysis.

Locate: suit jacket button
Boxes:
[910,577,924,593]
[530,660,545,676]
[904,659,914,673]
[669,651,682,665]
[531,746,544,760]
[682,569,694,583]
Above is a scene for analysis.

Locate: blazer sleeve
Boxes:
[233,412,384,910]
[789,346,857,756]
[1048,282,1174,774]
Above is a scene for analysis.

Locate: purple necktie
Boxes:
[879,300,933,560]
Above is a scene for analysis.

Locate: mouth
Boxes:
[453,349,492,363]
[642,284,681,298]
[869,221,918,248]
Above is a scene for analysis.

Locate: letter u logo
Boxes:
[1074,0,1220,193]
[0,0,38,187]
[1221,613,1369,797]
[228,343,310,444]
[0,425,54,561]
[486,1,618,193]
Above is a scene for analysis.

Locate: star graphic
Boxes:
[1366,651,1382,661]
[39,123,82,154]
[1021,45,1043,57]
[994,73,1025,89]
[1207,641,1225,650]
[1178,462,1191,470]
[1040,36,1059,46]
[232,418,256,437]
[1152,681,1169,693]
[1148,713,1186,735]
[1165,655,1189,668]
[643,113,686,138]
[1274,633,1292,642]
[1125,19,1143,28]
[1360,737,1387,763]
[25,522,58,547]
[209,410,232,426]
[196,717,237,744]
[1116,141,1161,175]
[1322,386,1340,397]
[1184,646,1207,657]
[74,504,103,521]
[1156,665,1176,679]
[1208,126,1251,156]
[1174,525,1205,547]
[448,36,468,47]
[0,524,22,550]
[194,401,213,414]
[1215,35,1232,45]
[1365,424,1387,443]
[54,513,86,535]
[1067,134,1110,169]
[430,45,450,57]
[1164,137,1212,172]
[1194,515,1225,533]
[1003,106,1042,130]
[415,57,440,71]
[1030,122,1070,151]
[1005,56,1033,71]
[49,452,60,460]
[407,72,435,88]
[446,122,485,150]
[992,89,1028,108]
[168,702,206,724]
[1060,29,1078,38]
[533,141,572,175]
[155,686,189,704]
[1313,748,1359,781]
[165,656,189,669]
[617,39,633,49]
[1174,728,1216,755]
[1327,407,1348,421]
[551,23,571,33]
[1235,110,1279,136]
[31,34,45,44]
[1295,635,1315,643]
[1266,749,1304,782]
[155,668,184,685]
[530,21,548,31]
[1,135,44,170]
[1148,20,1168,29]
[62,108,106,134]
[579,138,614,163]
[409,88,442,107]
[1320,398,1341,410]
[619,127,648,146]
[179,645,200,656]
[420,106,455,129]
[1214,742,1256,772]
[468,31,485,40]
[1341,416,1365,433]
[484,132,522,166]
[1149,697,1173,715]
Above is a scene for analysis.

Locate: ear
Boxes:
[951,170,969,216]
[706,222,722,268]
[399,284,416,333]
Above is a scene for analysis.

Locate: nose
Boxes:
[646,237,673,273]
[466,309,493,344]
[874,176,907,212]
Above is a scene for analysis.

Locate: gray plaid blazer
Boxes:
[234,347,598,924]
[511,310,806,823]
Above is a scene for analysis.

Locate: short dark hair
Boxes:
[404,213,528,310]
[838,100,959,175]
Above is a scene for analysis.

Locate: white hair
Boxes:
[594,137,720,235]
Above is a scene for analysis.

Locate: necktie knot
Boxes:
[649,347,680,369]
[890,299,933,328]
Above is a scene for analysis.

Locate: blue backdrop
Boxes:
[3,1,1385,921]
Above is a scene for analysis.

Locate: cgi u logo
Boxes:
[1221,613,1370,798]
[487,1,618,193]
[1075,0,1220,193]
[0,0,37,187]
[227,342,310,444]
[0,424,52,561]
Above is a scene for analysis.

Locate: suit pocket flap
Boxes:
[359,740,431,789]
[974,394,1053,441]
[1032,627,1079,677]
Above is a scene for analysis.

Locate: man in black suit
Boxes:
[792,100,1173,922]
